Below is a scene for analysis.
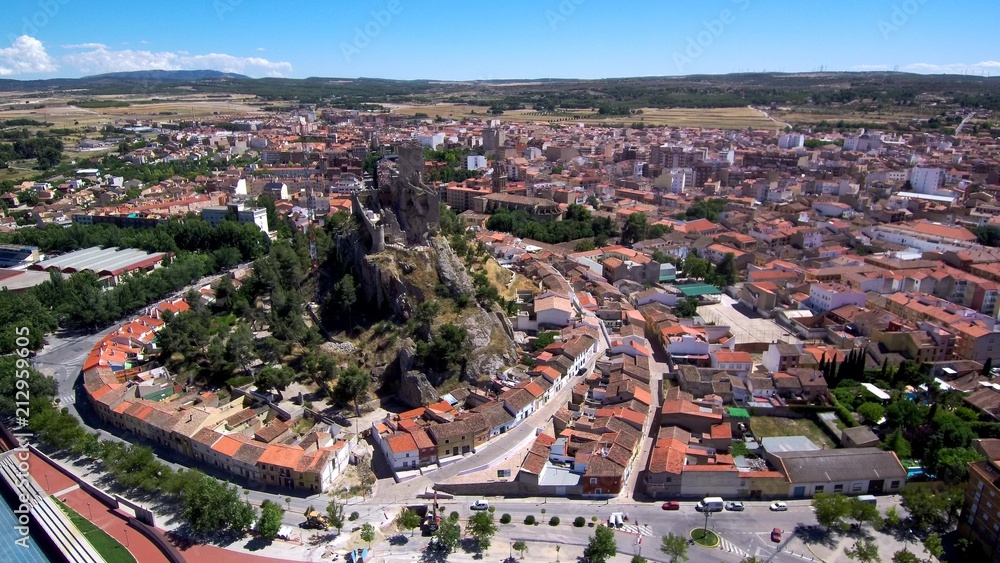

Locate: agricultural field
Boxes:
[386,102,783,130]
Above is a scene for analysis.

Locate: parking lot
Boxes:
[697,294,798,346]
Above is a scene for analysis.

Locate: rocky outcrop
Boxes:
[431,237,474,299]
[398,370,438,408]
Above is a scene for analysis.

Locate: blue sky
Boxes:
[1,0,998,79]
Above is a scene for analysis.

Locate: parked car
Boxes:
[725,501,745,512]
[661,501,680,511]
[769,501,788,512]
[470,500,489,511]
[771,528,782,543]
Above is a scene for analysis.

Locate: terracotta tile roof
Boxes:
[386,432,419,454]
[211,435,244,457]
[257,443,305,469]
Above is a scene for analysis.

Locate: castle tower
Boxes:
[491,160,508,193]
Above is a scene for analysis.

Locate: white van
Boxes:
[696,497,725,512]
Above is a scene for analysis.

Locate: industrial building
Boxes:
[29,246,167,287]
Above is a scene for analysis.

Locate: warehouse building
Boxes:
[29,246,167,287]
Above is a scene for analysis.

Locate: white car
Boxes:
[470,500,489,511]
[769,501,788,512]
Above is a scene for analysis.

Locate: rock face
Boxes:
[461,307,520,385]
[431,237,474,299]
[398,370,438,408]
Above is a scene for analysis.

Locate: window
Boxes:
[890,481,899,489]
[852,483,863,493]
[590,478,598,485]
[445,439,450,444]
[814,486,824,494]
[834,484,844,493]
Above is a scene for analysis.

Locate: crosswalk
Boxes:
[719,536,749,557]
[614,523,654,537]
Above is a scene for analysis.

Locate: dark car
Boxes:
[661,501,680,511]
[771,528,782,543]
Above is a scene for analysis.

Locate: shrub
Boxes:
[549,516,560,526]
[540,508,546,515]
[574,516,586,527]
[488,505,496,514]
[524,515,535,525]
[349,511,360,521]
[500,513,511,524]
[449,511,459,522]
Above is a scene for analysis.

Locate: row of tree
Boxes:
[485,204,618,245]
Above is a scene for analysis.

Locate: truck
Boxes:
[695,497,725,512]
[857,494,877,506]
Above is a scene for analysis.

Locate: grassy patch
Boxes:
[53,498,137,563]
[750,416,837,449]
[691,528,719,547]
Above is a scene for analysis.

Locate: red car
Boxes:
[661,501,680,511]
[771,528,782,543]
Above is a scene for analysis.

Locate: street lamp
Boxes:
[44,473,50,491]
[86,502,93,520]
[123,528,130,547]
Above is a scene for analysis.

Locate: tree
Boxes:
[512,539,528,559]
[934,446,982,484]
[534,331,558,351]
[884,506,902,528]
[255,365,295,395]
[226,321,257,375]
[716,252,738,286]
[741,557,765,563]
[434,518,461,552]
[399,509,422,537]
[585,525,618,563]
[332,274,358,327]
[882,429,912,459]
[575,239,596,252]
[660,532,689,563]
[326,501,345,533]
[812,493,851,529]
[845,539,881,563]
[334,365,370,416]
[923,532,943,559]
[631,557,648,563]
[901,485,949,529]
[467,511,498,552]
[256,500,284,540]
[620,212,649,247]
[891,550,920,563]
[857,402,885,426]
[675,296,699,318]
[360,523,375,547]
[848,498,882,529]
[885,399,925,430]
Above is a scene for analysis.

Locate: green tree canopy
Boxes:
[585,525,618,563]
[660,532,689,563]
[256,500,284,540]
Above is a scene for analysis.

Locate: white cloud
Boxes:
[904,61,1000,74]
[0,35,58,75]
[62,44,293,77]
[256,47,266,52]
[851,64,889,71]
[61,42,108,50]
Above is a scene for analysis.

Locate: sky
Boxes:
[1,0,998,80]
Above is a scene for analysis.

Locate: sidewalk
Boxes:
[27,450,170,563]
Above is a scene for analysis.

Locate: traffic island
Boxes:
[690,528,720,548]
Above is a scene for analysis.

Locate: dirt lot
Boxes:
[750,416,837,450]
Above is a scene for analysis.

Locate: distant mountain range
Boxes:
[82,70,251,81]
[0,70,996,111]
